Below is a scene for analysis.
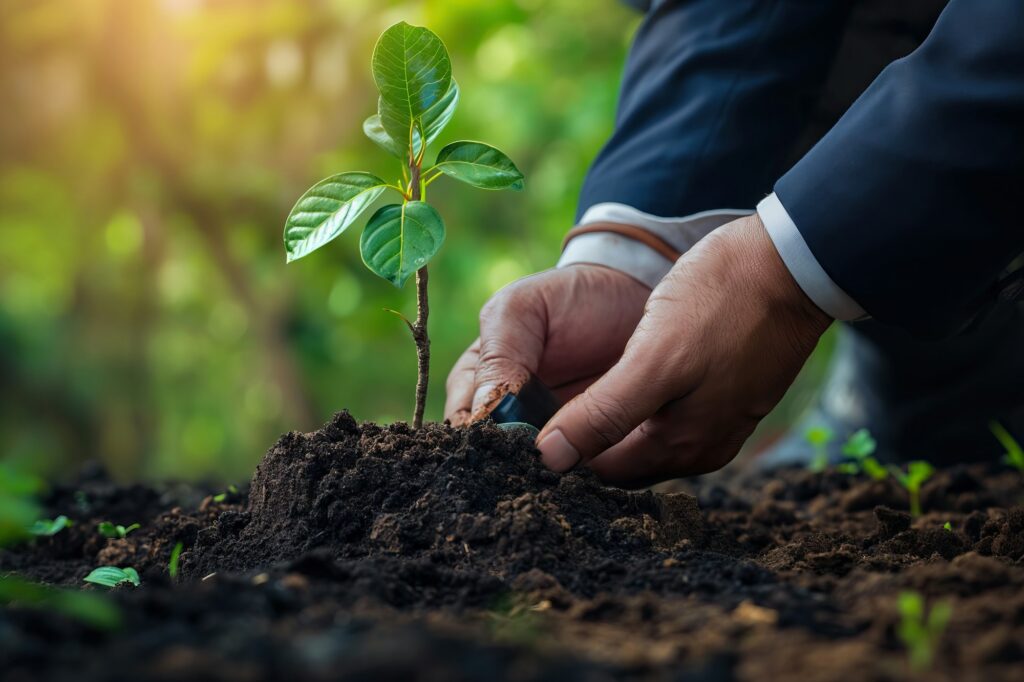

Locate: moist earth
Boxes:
[2,411,1023,681]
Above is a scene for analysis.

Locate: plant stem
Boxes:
[409,160,429,429]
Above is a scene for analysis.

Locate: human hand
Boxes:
[444,264,651,426]
[534,214,833,487]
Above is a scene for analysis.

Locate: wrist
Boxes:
[736,213,834,334]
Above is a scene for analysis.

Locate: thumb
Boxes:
[468,283,547,420]
[534,347,670,472]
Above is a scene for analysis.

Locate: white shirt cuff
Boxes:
[757,192,867,321]
[557,203,752,289]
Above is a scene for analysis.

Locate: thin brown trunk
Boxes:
[408,161,430,429]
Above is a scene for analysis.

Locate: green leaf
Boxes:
[804,426,833,447]
[284,172,388,263]
[365,81,460,159]
[360,202,445,288]
[98,522,139,539]
[83,566,140,589]
[841,428,877,459]
[168,541,184,580]
[372,22,452,155]
[432,141,524,190]
[989,420,1024,471]
[28,515,71,537]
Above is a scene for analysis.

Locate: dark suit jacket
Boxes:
[578,0,1024,336]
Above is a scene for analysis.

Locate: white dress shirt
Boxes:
[557,194,867,320]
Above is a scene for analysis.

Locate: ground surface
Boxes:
[2,412,1023,681]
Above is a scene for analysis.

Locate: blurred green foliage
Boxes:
[0,0,828,483]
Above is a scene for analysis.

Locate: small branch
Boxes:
[383,307,414,333]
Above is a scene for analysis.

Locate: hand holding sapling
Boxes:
[283,22,523,429]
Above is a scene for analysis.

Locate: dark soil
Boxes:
[2,412,1023,681]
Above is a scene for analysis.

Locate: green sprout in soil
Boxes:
[897,591,952,672]
[97,522,140,539]
[943,521,953,532]
[836,428,888,480]
[0,574,121,630]
[805,425,834,472]
[212,484,238,503]
[83,566,141,589]
[989,420,1024,472]
[282,22,524,429]
[28,515,72,537]
[168,541,184,580]
[888,461,935,518]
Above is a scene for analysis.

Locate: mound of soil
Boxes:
[2,412,1023,681]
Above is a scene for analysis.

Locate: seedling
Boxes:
[989,420,1024,472]
[97,522,140,539]
[28,515,72,537]
[83,566,141,589]
[943,521,953,531]
[888,461,935,518]
[168,541,183,580]
[804,426,833,472]
[897,591,952,672]
[283,22,524,429]
[212,484,238,503]
[836,428,888,480]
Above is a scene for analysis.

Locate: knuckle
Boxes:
[580,391,633,450]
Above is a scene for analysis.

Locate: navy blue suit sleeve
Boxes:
[775,0,1024,336]
[578,0,853,220]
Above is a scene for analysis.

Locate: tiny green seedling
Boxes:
[943,521,953,532]
[83,566,141,589]
[804,426,834,472]
[168,541,183,580]
[836,428,888,480]
[97,522,140,539]
[989,420,1024,472]
[212,484,238,503]
[283,22,524,429]
[889,461,935,518]
[897,591,952,672]
[28,515,72,537]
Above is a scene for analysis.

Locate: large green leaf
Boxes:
[284,172,388,262]
[432,141,524,190]
[364,80,460,160]
[360,202,445,288]
[372,22,452,156]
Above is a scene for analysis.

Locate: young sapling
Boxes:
[97,522,140,539]
[28,515,72,537]
[168,541,184,580]
[896,591,952,672]
[283,22,524,429]
[989,420,1024,472]
[212,484,238,503]
[804,426,834,472]
[83,566,141,589]
[888,460,935,518]
[836,428,888,480]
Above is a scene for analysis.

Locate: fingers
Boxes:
[467,280,547,420]
[534,346,676,472]
[444,339,480,426]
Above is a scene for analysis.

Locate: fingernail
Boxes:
[472,383,497,411]
[536,428,580,472]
